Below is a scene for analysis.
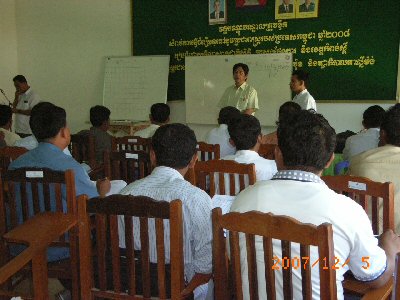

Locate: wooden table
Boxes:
[108,121,150,136]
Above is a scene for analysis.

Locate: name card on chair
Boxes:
[125,153,139,159]
[26,171,44,178]
[348,181,367,191]
[128,139,137,143]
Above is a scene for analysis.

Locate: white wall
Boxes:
[14,0,132,133]
[7,1,399,140]
[0,0,18,102]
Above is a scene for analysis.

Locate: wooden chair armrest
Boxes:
[180,273,212,298]
[3,212,77,246]
[361,278,393,300]
[0,247,34,284]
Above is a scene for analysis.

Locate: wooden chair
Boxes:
[112,136,152,153]
[68,133,96,168]
[0,168,79,299]
[197,142,220,161]
[322,175,394,235]
[0,146,28,171]
[193,160,256,197]
[258,144,276,160]
[0,212,77,299]
[103,150,151,183]
[77,194,208,299]
[212,208,337,299]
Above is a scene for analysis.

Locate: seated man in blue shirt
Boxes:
[9,102,111,261]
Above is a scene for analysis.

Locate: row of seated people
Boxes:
[1,98,400,299]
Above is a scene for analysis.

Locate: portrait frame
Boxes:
[209,0,227,25]
[295,0,319,19]
[275,0,295,20]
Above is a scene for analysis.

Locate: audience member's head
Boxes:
[30,102,69,145]
[277,101,301,125]
[290,70,309,94]
[151,123,197,170]
[228,114,262,151]
[277,110,336,174]
[150,103,170,124]
[218,106,241,125]
[335,130,356,154]
[380,104,400,147]
[90,105,110,130]
[0,105,13,129]
[13,75,29,93]
[362,105,385,129]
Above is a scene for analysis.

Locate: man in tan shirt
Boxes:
[350,104,400,232]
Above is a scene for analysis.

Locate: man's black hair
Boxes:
[152,123,197,169]
[277,101,301,125]
[151,103,170,123]
[90,105,110,127]
[13,75,27,83]
[277,110,336,173]
[228,114,261,150]
[381,104,400,147]
[363,105,385,129]
[292,70,310,88]
[218,106,241,125]
[335,130,355,154]
[30,102,67,142]
[0,105,12,127]
[233,63,249,76]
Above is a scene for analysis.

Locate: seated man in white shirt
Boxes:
[230,109,400,300]
[118,123,212,299]
[205,106,241,157]
[134,103,170,138]
[290,69,317,111]
[220,114,277,194]
[0,104,21,146]
[343,105,385,160]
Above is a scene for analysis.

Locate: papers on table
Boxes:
[211,194,236,215]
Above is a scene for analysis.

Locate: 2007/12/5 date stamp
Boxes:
[272,256,370,270]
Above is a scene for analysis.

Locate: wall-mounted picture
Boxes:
[296,0,319,18]
[236,0,267,8]
[275,0,295,19]
[209,0,227,25]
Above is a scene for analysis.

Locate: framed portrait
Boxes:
[209,0,227,25]
[275,0,295,19]
[236,0,267,9]
[295,0,319,19]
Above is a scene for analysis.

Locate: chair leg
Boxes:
[32,251,49,300]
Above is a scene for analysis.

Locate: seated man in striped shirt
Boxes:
[118,123,212,299]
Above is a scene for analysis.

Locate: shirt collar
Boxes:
[234,149,261,158]
[23,88,32,96]
[272,170,322,183]
[151,166,184,180]
[219,124,228,130]
[237,81,248,90]
[37,142,65,153]
[297,89,308,96]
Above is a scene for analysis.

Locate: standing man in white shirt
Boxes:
[134,103,170,138]
[218,63,259,115]
[119,123,212,299]
[230,110,400,300]
[205,106,241,157]
[12,75,41,137]
[290,70,316,111]
[343,105,385,160]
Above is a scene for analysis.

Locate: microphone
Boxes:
[0,89,13,107]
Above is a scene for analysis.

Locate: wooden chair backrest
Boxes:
[0,146,28,171]
[78,194,185,299]
[322,175,394,235]
[194,159,256,197]
[212,208,337,300]
[104,150,151,183]
[197,142,220,161]
[392,252,400,300]
[69,134,96,167]
[258,144,276,160]
[112,136,152,153]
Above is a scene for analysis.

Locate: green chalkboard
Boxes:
[132,0,400,101]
